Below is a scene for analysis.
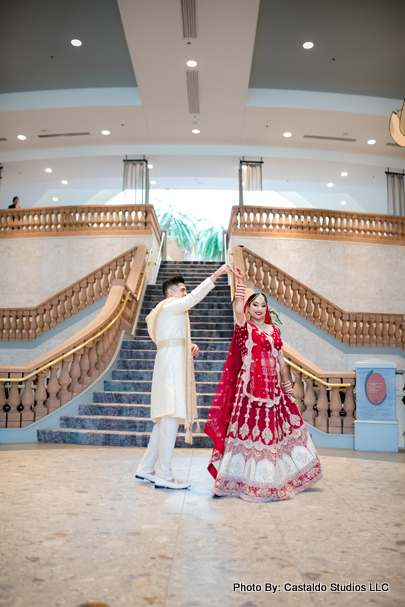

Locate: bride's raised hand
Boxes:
[234,267,245,284]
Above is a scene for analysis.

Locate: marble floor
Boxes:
[0,444,404,607]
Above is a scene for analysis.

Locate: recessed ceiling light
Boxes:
[17,135,26,140]
[303,42,314,49]
[71,39,82,47]
[101,130,110,135]
[367,139,376,145]
[186,60,197,67]
[45,168,52,173]
[53,197,58,201]
[283,132,292,138]
[150,181,156,185]
[341,201,347,205]
[148,164,153,169]
[61,180,68,184]
[327,182,333,187]
[192,129,200,134]
[341,172,348,177]
[242,165,247,170]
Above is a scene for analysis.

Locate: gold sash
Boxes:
[145,298,198,444]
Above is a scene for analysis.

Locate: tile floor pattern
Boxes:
[0,444,404,607]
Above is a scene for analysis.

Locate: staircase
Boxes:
[37,261,233,447]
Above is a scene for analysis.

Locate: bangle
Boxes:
[282,380,292,392]
[235,284,246,298]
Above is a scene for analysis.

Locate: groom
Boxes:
[136,263,234,490]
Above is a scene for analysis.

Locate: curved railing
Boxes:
[229,205,405,245]
[0,245,149,429]
[234,246,405,349]
[0,204,161,241]
[0,245,142,342]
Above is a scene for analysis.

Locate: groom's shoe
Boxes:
[135,471,156,483]
[154,476,191,490]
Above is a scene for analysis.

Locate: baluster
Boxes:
[291,369,305,414]
[319,301,328,332]
[80,346,92,387]
[362,314,370,346]
[276,272,284,304]
[7,373,22,428]
[247,255,255,284]
[50,298,59,328]
[305,292,314,322]
[116,257,125,280]
[394,316,402,348]
[262,265,270,295]
[302,377,316,425]
[368,315,376,346]
[102,267,110,296]
[79,281,88,310]
[388,316,396,347]
[88,342,99,381]
[327,306,335,336]
[58,295,66,323]
[45,363,61,413]
[29,310,37,341]
[355,314,363,346]
[72,285,81,315]
[124,254,132,279]
[94,271,103,301]
[110,262,117,285]
[284,279,292,309]
[298,287,306,317]
[315,384,328,433]
[255,262,263,290]
[349,314,356,345]
[269,269,278,297]
[57,356,73,405]
[375,314,383,347]
[65,289,73,319]
[342,384,355,434]
[382,315,389,347]
[34,372,48,421]
[16,311,24,341]
[329,385,342,434]
[21,377,35,427]
[291,283,300,313]
[95,338,106,371]
[9,311,17,341]
[0,313,3,341]
[43,304,52,333]
[22,310,30,341]
[87,277,95,305]
[334,311,342,341]
[3,311,10,341]
[69,351,83,396]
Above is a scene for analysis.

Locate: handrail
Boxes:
[284,359,351,388]
[0,291,132,383]
[131,249,154,335]
[228,205,405,246]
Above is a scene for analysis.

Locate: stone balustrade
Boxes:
[234,245,405,349]
[0,245,141,342]
[0,204,161,241]
[283,344,356,434]
[229,205,405,245]
[0,245,148,428]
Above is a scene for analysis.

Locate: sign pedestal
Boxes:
[354,360,398,452]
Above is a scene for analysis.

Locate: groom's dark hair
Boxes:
[162,275,185,297]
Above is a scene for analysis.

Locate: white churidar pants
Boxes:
[137,416,179,480]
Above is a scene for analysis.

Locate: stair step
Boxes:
[79,403,212,418]
[111,370,222,382]
[121,340,231,351]
[61,414,209,433]
[91,392,216,405]
[104,380,222,393]
[117,359,225,371]
[37,428,213,448]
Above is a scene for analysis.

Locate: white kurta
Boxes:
[149,277,216,422]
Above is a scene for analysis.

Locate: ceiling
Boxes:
[0,0,404,216]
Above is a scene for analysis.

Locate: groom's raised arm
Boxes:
[164,263,234,316]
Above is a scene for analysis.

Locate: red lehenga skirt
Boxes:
[212,381,323,502]
[207,320,323,503]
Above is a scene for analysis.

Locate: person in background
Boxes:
[8,196,20,209]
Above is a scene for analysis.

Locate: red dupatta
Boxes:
[205,301,282,479]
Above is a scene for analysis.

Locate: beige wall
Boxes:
[230,236,405,313]
[0,234,159,307]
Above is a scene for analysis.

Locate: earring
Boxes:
[246,310,250,320]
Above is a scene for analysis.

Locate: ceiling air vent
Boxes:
[0,137,7,141]
[181,0,196,38]
[37,132,91,138]
[187,70,199,114]
[303,135,357,142]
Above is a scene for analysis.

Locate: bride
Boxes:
[205,268,323,502]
